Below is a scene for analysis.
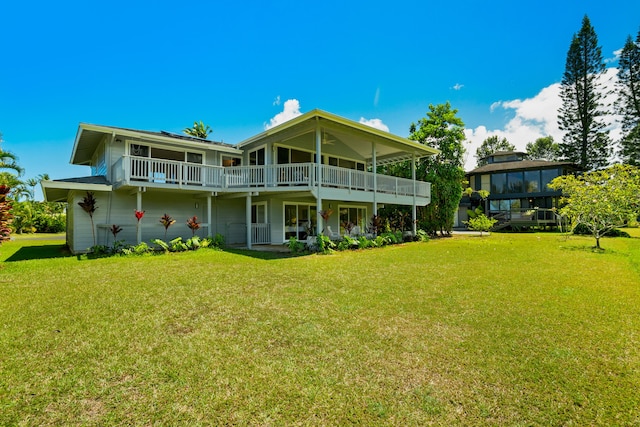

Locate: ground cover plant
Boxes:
[1,231,639,425]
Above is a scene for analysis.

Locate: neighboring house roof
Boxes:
[41,176,112,202]
[71,123,243,165]
[468,159,577,174]
[237,109,439,165]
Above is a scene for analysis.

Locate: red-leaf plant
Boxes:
[186,215,201,237]
[110,224,123,245]
[159,213,176,240]
[134,209,145,240]
[78,191,98,246]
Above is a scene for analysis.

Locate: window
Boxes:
[339,206,366,234]
[222,156,241,167]
[249,147,265,166]
[491,173,507,194]
[284,203,317,239]
[187,152,203,164]
[130,144,149,157]
[541,169,559,191]
[507,172,523,193]
[251,203,267,223]
[524,170,540,193]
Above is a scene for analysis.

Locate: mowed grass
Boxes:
[1,232,639,425]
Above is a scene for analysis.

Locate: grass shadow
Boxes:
[5,244,72,262]
[223,246,305,260]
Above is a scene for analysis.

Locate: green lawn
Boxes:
[1,232,639,425]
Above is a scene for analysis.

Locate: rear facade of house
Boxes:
[43,110,438,253]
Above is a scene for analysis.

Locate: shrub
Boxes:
[572,223,630,238]
[287,237,306,254]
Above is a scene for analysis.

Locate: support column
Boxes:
[207,194,212,237]
[136,188,143,244]
[315,124,323,233]
[246,193,252,249]
[372,141,377,215]
[412,155,417,235]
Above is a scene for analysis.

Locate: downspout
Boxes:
[246,193,252,249]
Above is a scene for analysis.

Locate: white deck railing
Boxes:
[251,223,271,244]
[115,157,429,198]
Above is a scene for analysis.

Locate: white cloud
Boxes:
[265,99,302,130]
[463,67,622,171]
[359,117,389,132]
[452,83,464,91]
[272,95,281,106]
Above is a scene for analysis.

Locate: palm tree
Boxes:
[0,149,23,176]
[26,178,38,200]
[183,121,212,139]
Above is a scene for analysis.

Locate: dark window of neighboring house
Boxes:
[524,170,540,193]
[328,156,338,166]
[277,147,289,164]
[541,169,559,191]
[507,171,523,193]
[491,173,507,194]
[356,162,365,171]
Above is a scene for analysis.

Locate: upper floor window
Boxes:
[129,143,203,164]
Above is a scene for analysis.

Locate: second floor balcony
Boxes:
[111,155,430,199]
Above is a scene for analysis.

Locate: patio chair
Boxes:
[350,225,361,237]
[325,226,340,240]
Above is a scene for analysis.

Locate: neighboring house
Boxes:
[43,109,438,253]
[457,151,579,229]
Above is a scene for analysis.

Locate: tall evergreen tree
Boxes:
[617,30,640,165]
[558,15,611,170]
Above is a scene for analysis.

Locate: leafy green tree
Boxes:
[464,214,497,237]
[475,135,515,166]
[526,136,561,161]
[617,30,640,165]
[408,102,467,236]
[558,15,611,170]
[548,164,640,249]
[183,121,212,139]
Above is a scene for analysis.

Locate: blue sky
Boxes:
[2,0,639,199]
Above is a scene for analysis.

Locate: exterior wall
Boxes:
[69,190,111,253]
[211,197,246,244]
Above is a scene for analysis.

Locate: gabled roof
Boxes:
[71,123,242,165]
[237,109,439,165]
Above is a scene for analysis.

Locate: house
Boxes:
[43,109,439,253]
[457,151,579,229]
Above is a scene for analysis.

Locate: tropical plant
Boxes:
[78,191,98,246]
[558,15,611,170]
[110,225,123,245]
[0,185,12,244]
[159,213,176,240]
[0,137,23,176]
[464,214,498,237]
[134,209,145,241]
[186,215,201,236]
[315,234,335,254]
[183,121,212,139]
